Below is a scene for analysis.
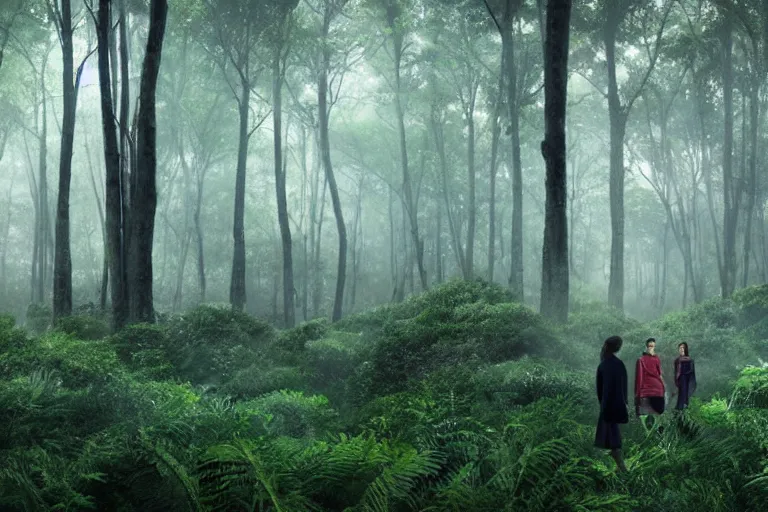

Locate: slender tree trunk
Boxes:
[503,2,523,300]
[436,196,443,284]
[387,11,427,291]
[0,170,15,302]
[97,0,128,330]
[742,83,759,287]
[318,18,346,322]
[53,0,76,323]
[605,24,628,311]
[37,78,50,305]
[313,171,327,317]
[721,20,737,298]
[466,94,476,279]
[539,0,571,323]
[488,67,503,282]
[274,46,295,328]
[230,84,249,311]
[127,0,167,323]
[85,135,109,311]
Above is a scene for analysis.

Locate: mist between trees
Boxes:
[0,0,765,329]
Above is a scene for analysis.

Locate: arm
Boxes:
[596,366,603,403]
[620,362,628,405]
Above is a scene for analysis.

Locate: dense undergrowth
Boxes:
[1,280,767,511]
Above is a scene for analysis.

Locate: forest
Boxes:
[0,0,767,510]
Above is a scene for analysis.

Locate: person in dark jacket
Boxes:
[672,342,696,410]
[595,335,629,473]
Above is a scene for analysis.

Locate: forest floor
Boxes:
[1,279,767,511]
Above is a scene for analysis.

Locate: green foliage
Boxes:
[54,315,111,341]
[0,332,122,388]
[164,305,276,384]
[109,323,175,379]
[240,390,339,438]
[25,303,50,335]
[220,365,307,399]
[0,315,27,353]
[473,357,594,417]
[0,286,766,511]
[365,285,555,396]
[277,317,330,352]
[731,366,768,408]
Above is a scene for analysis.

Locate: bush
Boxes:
[472,357,593,419]
[110,323,174,379]
[239,390,338,438]
[0,332,122,388]
[365,294,555,396]
[277,318,329,352]
[0,314,27,354]
[562,301,641,345]
[25,303,50,335]
[220,365,306,399]
[54,315,111,341]
[305,332,369,386]
[164,305,275,384]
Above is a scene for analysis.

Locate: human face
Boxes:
[678,344,686,356]
[646,341,656,355]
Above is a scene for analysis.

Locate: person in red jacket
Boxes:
[634,338,665,428]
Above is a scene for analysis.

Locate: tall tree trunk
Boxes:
[387,8,427,291]
[742,82,759,287]
[539,0,571,323]
[84,132,108,311]
[97,0,128,330]
[605,23,628,311]
[431,104,465,275]
[0,169,15,302]
[37,77,50,305]
[230,84,250,311]
[274,47,295,328]
[721,19,738,298]
[503,1,523,301]
[435,196,443,284]
[488,66,503,282]
[465,92,477,279]
[319,14,346,322]
[127,0,167,323]
[53,0,76,323]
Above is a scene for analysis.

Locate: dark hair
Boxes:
[678,342,689,357]
[601,335,623,360]
[645,337,656,346]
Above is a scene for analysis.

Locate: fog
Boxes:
[0,0,763,327]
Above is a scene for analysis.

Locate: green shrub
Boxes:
[239,390,338,438]
[366,296,555,396]
[0,315,27,354]
[472,357,593,419]
[335,279,513,335]
[54,314,111,341]
[220,365,306,399]
[730,365,768,408]
[164,305,275,384]
[305,332,369,386]
[25,303,50,335]
[277,317,329,352]
[0,332,122,387]
[565,301,640,340]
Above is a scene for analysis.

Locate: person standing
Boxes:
[672,342,697,410]
[635,337,666,429]
[595,335,629,473]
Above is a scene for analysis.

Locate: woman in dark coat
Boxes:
[595,335,629,472]
[672,342,696,409]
